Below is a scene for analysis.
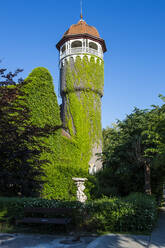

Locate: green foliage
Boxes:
[96,106,165,200]
[23,67,61,127]
[64,56,104,171]
[84,193,157,233]
[19,58,104,200]
[21,67,95,200]
[22,67,73,199]
[0,66,49,197]
[0,197,81,221]
[0,55,103,199]
[83,194,157,233]
[0,193,157,233]
[64,56,104,95]
[123,193,157,231]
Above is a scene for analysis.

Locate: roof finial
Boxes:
[80,0,83,20]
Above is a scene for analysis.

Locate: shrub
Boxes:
[21,67,91,200]
[0,197,81,222]
[0,193,157,233]
[82,193,157,233]
[123,193,158,231]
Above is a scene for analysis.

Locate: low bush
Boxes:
[82,193,157,233]
[0,197,82,222]
[123,193,158,231]
[0,193,157,233]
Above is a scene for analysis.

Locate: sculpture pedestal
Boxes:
[72,178,87,203]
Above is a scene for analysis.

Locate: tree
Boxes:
[95,106,165,199]
[0,64,59,196]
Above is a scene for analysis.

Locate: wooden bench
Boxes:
[16,207,73,231]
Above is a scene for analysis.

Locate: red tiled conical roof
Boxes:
[63,19,100,38]
[56,19,106,53]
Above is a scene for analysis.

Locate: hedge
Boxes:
[21,67,90,200]
[0,193,157,233]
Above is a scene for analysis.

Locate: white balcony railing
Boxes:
[60,47,103,60]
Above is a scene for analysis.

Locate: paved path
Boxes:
[0,207,164,248]
[86,234,150,248]
[0,234,95,248]
[149,206,165,248]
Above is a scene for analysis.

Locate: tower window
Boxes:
[89,42,98,50]
[61,45,66,53]
[71,41,82,48]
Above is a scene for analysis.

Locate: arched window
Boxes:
[61,45,66,53]
[89,42,98,50]
[71,40,82,48]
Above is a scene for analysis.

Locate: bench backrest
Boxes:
[24,208,75,214]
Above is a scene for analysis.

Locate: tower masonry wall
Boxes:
[60,54,104,172]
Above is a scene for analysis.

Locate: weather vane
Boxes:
[80,0,83,19]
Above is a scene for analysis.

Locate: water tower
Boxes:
[56,17,106,173]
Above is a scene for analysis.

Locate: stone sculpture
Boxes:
[72,177,87,203]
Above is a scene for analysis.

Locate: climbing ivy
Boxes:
[18,56,104,200]
[21,67,70,199]
[20,67,94,200]
[64,55,104,96]
[64,55,104,172]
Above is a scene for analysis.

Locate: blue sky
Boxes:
[1,0,165,128]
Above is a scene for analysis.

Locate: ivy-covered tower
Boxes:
[56,18,106,174]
